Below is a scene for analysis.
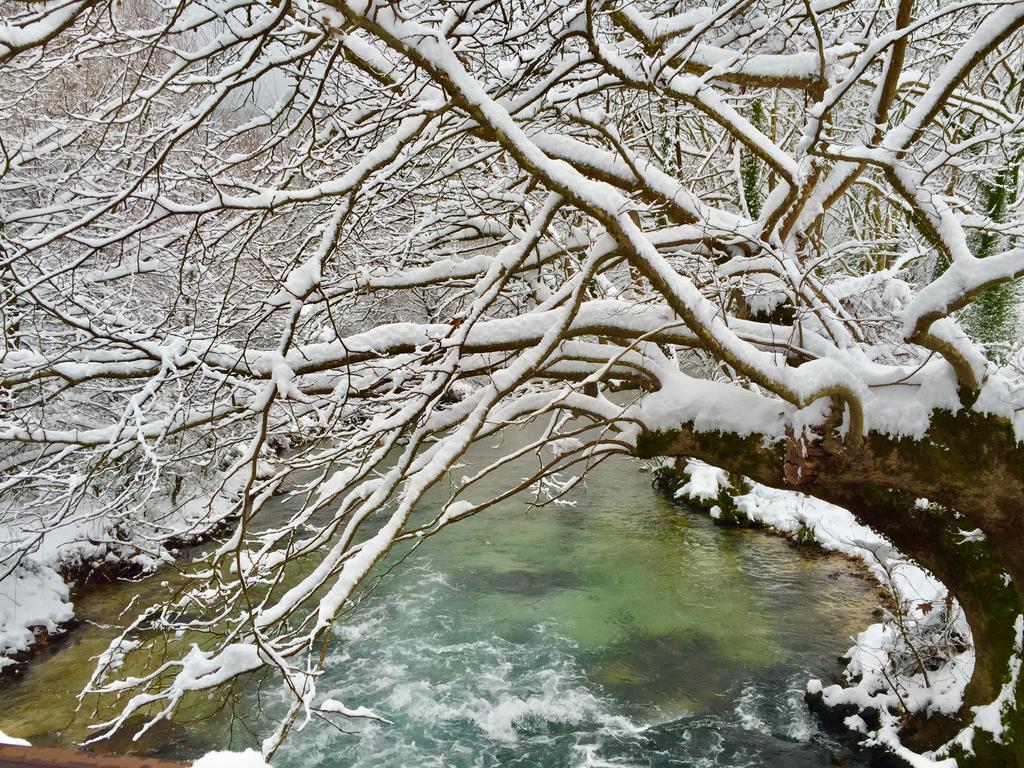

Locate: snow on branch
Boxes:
[0,0,1023,758]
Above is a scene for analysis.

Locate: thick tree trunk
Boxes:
[635,409,1024,765]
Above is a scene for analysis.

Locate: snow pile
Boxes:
[670,460,976,766]
[673,463,728,504]
[192,749,272,767]
[0,558,74,663]
[0,471,243,667]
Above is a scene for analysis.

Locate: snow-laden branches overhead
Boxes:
[2,0,1024,755]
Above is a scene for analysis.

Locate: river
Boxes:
[0,430,880,767]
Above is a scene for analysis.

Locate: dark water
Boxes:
[0,436,879,767]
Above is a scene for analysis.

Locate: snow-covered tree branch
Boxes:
[3,0,1024,763]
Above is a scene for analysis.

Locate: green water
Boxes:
[0,432,880,767]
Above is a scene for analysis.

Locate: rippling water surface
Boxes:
[0,430,880,767]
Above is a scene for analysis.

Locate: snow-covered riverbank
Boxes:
[0,473,243,672]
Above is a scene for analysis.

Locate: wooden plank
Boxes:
[0,745,187,768]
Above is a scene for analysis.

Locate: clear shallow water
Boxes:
[0,434,880,767]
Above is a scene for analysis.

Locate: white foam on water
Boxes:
[674,726,726,768]
[276,566,647,767]
[784,686,818,742]
[470,668,626,742]
[734,683,771,734]
[732,676,819,742]
[572,741,642,767]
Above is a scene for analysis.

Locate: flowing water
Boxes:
[0,430,881,767]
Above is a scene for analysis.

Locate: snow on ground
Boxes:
[671,459,975,767]
[0,471,244,667]
[0,557,73,667]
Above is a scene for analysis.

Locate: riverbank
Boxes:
[0,473,245,678]
[0,743,187,767]
[0,737,270,768]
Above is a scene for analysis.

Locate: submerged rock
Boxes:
[476,568,582,596]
